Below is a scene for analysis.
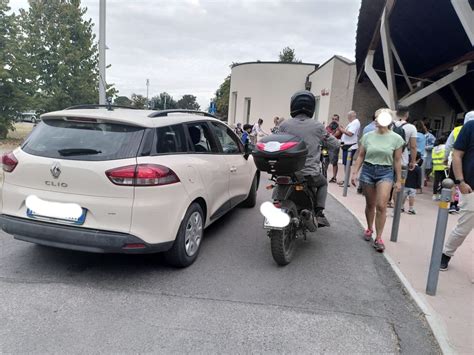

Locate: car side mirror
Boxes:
[243,142,253,160]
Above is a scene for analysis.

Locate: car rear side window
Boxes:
[186,122,219,153]
[153,124,188,154]
[22,119,145,161]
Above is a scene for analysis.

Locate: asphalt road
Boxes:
[0,181,440,353]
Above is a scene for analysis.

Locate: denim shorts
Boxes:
[359,162,394,186]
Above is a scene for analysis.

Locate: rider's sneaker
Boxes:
[373,239,385,253]
[317,214,330,227]
[363,229,373,241]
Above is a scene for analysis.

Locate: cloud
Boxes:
[9,0,360,109]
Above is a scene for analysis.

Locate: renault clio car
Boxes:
[0,106,259,267]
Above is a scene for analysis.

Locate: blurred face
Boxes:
[332,115,339,122]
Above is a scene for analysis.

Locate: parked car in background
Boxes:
[0,106,259,267]
[17,112,39,123]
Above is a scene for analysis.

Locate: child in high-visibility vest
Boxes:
[431,136,448,200]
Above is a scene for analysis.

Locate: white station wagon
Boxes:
[0,106,259,267]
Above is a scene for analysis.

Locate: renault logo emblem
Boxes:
[50,162,61,179]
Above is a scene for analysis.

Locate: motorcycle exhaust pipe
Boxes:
[301,209,317,232]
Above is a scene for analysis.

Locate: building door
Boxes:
[231,92,237,124]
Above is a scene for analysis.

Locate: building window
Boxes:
[244,97,251,124]
[231,92,238,123]
[314,96,320,120]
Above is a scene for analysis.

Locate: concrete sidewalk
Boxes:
[327,165,473,354]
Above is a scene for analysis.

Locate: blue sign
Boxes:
[209,101,217,114]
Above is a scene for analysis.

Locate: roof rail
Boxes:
[65,104,138,111]
[148,109,217,118]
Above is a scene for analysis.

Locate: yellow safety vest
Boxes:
[452,125,462,143]
[432,146,447,171]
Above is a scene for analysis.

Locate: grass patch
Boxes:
[0,122,34,151]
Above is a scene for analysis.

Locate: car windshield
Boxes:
[22,119,145,161]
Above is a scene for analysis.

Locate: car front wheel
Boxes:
[165,203,204,268]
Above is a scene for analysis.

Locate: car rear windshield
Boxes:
[22,119,145,161]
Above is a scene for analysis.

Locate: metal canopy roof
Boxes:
[355,0,474,111]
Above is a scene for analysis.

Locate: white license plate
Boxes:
[25,195,86,225]
[263,217,284,230]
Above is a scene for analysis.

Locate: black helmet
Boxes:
[290,90,315,118]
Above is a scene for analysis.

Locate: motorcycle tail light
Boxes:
[276,176,292,184]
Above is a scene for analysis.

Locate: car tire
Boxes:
[164,203,204,268]
[240,174,258,208]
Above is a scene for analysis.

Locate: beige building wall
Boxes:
[308,60,334,125]
[228,62,317,133]
[309,56,356,126]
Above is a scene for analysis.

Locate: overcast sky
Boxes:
[10,0,360,109]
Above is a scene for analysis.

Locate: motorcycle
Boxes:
[253,134,318,266]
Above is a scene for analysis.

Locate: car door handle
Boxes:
[230,167,237,173]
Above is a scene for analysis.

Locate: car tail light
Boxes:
[256,141,298,152]
[2,152,18,173]
[106,164,180,186]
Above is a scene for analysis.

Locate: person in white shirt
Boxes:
[251,118,268,143]
[339,110,361,167]
[393,106,417,171]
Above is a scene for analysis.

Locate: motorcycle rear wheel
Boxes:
[269,200,297,266]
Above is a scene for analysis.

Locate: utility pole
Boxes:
[99,0,106,105]
[146,79,150,109]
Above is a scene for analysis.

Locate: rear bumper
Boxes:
[0,214,174,254]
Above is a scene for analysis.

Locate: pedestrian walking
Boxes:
[431,136,448,200]
[351,109,404,252]
[338,110,360,185]
[251,118,268,142]
[424,124,436,185]
[362,114,377,136]
[393,106,417,171]
[234,122,243,137]
[402,152,422,215]
[325,114,342,183]
[241,124,253,145]
[440,119,474,271]
[271,116,284,134]
[444,111,474,164]
[414,120,426,155]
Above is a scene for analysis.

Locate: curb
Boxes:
[328,191,456,355]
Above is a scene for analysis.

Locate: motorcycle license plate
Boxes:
[263,217,284,230]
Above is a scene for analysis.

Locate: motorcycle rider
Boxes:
[279,90,340,227]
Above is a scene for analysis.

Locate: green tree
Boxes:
[19,0,99,112]
[114,96,132,106]
[0,0,16,137]
[176,94,200,110]
[214,75,230,119]
[150,92,177,110]
[278,46,301,63]
[130,93,147,109]
[0,0,35,138]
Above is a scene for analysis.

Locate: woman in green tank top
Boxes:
[351,109,405,252]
